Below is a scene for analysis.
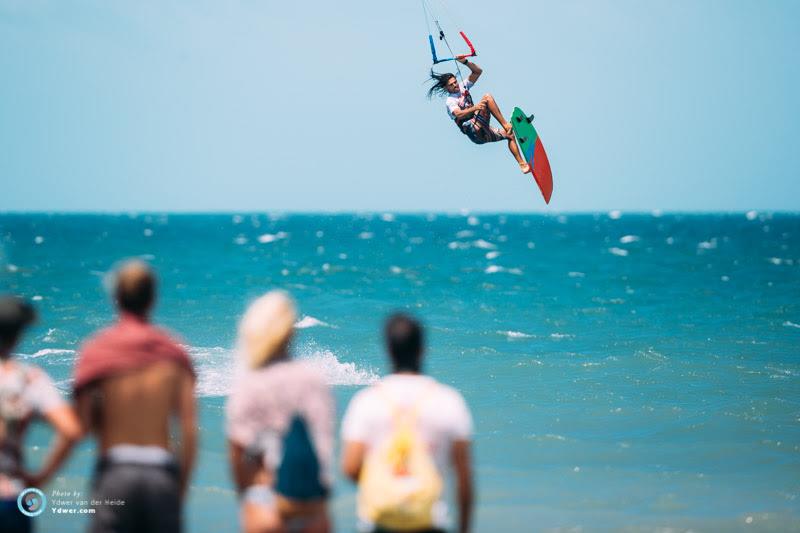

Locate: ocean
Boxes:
[1,212,798,532]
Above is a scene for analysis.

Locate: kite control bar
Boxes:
[429,31,477,64]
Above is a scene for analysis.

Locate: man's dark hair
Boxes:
[0,296,36,357]
[115,261,156,316]
[384,313,424,372]
[427,70,457,99]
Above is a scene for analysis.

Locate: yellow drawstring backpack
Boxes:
[358,384,443,530]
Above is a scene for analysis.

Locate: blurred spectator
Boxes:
[73,261,196,533]
[341,313,474,533]
[227,290,334,533]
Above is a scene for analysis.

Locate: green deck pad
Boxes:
[510,107,538,162]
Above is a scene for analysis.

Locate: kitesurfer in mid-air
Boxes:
[428,58,530,174]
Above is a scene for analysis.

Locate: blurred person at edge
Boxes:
[0,296,81,533]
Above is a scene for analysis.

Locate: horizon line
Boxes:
[0,209,797,217]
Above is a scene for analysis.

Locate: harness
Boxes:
[455,85,492,140]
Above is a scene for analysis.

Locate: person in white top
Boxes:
[341,314,474,533]
[428,58,531,174]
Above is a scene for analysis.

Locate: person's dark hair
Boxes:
[0,296,36,357]
[384,313,424,372]
[114,261,156,316]
[427,70,457,99]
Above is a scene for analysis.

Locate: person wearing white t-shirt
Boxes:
[427,58,530,174]
[341,314,474,533]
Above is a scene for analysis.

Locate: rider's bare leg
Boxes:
[507,135,530,174]
[474,107,530,174]
[480,93,512,134]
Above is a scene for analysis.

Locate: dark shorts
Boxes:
[0,498,31,533]
[460,115,506,145]
[90,460,181,533]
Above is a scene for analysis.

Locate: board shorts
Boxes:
[460,115,506,145]
[90,447,182,533]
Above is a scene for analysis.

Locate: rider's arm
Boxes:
[452,102,485,122]
[459,57,482,84]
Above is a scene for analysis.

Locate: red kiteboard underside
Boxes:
[531,137,553,204]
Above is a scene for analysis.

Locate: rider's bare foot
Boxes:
[520,162,531,174]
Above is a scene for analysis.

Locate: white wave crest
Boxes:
[257,232,288,244]
[189,345,377,397]
[182,346,234,397]
[783,321,800,329]
[619,235,640,244]
[609,247,629,257]
[295,316,334,329]
[500,330,535,339]
[298,349,379,386]
[485,265,522,275]
[30,348,76,358]
[473,239,497,250]
[768,257,794,266]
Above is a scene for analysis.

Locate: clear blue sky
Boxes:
[1,0,798,212]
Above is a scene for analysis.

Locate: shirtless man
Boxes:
[73,261,196,533]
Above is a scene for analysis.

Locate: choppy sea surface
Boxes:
[1,212,799,532]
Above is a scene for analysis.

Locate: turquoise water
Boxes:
[1,212,799,532]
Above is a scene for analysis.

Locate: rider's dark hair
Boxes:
[427,70,457,99]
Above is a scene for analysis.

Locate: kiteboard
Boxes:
[510,107,553,204]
